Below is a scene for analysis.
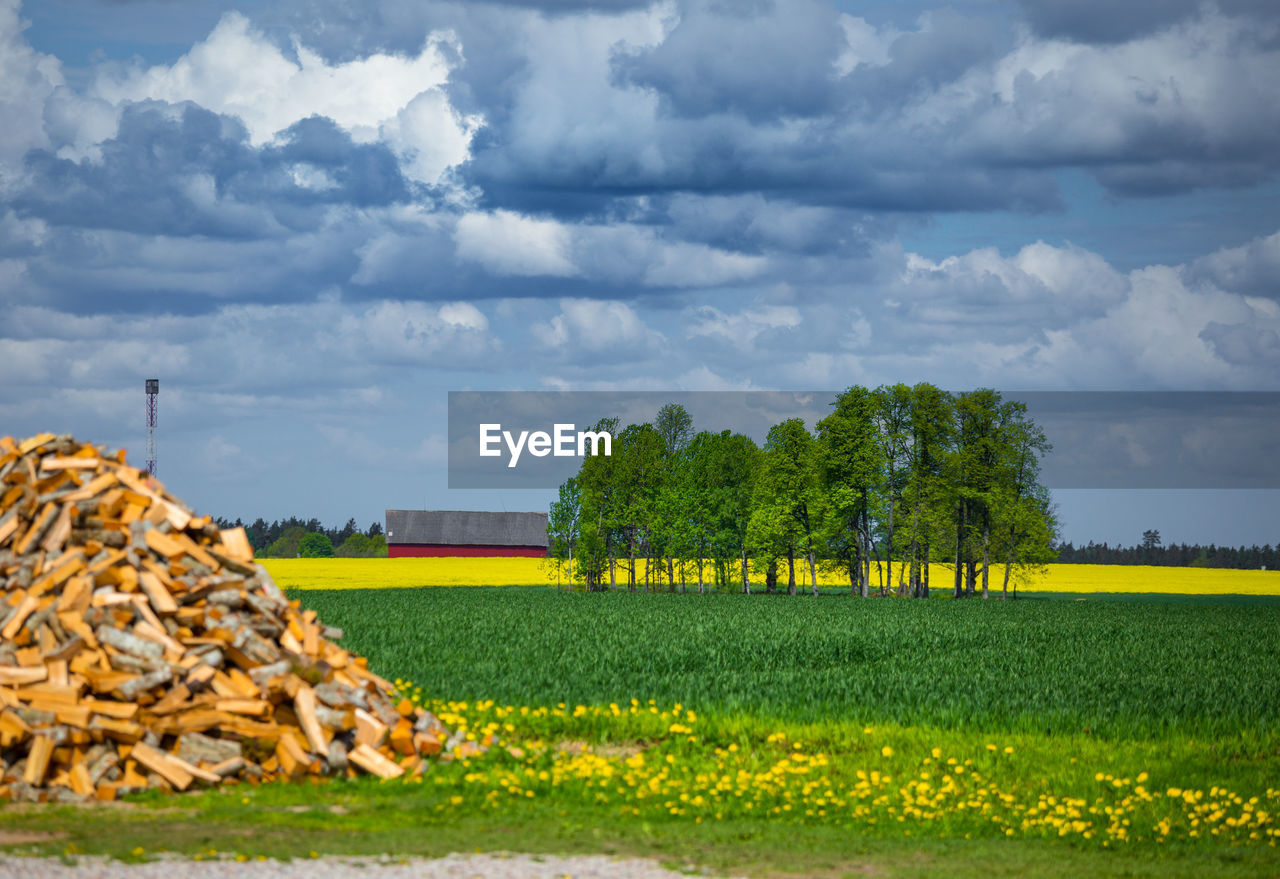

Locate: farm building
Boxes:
[385,509,549,558]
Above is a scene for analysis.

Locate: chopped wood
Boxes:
[217,527,253,561]
[0,432,469,803]
[293,685,328,755]
[24,734,55,784]
[348,743,404,780]
[275,731,310,777]
[0,665,47,686]
[353,707,389,749]
[137,571,177,615]
[131,741,193,791]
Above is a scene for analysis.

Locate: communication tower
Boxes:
[145,379,158,476]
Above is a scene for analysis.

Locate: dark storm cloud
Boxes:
[15,104,410,237]
[254,0,1280,216]
[1012,0,1280,44]
[611,0,848,120]
[844,8,998,107]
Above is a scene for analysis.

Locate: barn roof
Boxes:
[385,510,549,548]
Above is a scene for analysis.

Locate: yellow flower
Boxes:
[881,746,893,758]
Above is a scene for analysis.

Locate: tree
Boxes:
[264,525,306,558]
[548,476,582,589]
[614,423,665,591]
[817,386,881,597]
[990,404,1054,598]
[336,532,388,557]
[750,419,822,596]
[336,518,358,546]
[575,417,622,590]
[902,383,953,598]
[947,390,1005,598]
[298,531,334,558]
[664,430,760,594]
[654,403,694,455]
[714,432,760,594]
[872,384,913,596]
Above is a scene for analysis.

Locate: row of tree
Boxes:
[213,517,387,558]
[1056,532,1277,569]
[547,384,1058,598]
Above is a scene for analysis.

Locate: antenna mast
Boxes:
[145,379,158,476]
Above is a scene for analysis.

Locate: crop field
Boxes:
[267,586,1280,864]
[295,588,1280,739]
[263,557,1280,595]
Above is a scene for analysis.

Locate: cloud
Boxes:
[455,209,578,277]
[16,104,411,238]
[92,13,451,143]
[1011,0,1280,44]
[76,11,481,188]
[0,0,61,180]
[462,3,1280,213]
[612,0,848,121]
[454,208,767,286]
[531,298,664,359]
[1187,229,1280,299]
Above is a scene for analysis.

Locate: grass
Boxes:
[291,587,1280,740]
[4,784,1277,878]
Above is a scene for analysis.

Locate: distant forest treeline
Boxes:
[213,516,386,558]
[1054,537,1277,570]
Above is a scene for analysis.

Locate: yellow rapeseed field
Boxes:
[262,557,1280,595]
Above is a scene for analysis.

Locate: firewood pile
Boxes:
[1,433,477,804]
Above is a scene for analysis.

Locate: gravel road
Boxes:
[0,853,738,879]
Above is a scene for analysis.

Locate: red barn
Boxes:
[385,510,548,558]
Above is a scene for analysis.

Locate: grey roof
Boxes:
[385,510,549,547]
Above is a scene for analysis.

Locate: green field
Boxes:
[297,588,1280,740]
[4,587,1278,878]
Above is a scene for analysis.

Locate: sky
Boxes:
[1,0,1278,547]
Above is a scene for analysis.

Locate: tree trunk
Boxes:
[567,547,573,592]
[1002,525,1015,599]
[953,501,964,599]
[766,559,777,594]
[981,513,990,600]
[809,550,818,597]
[629,545,636,592]
[609,551,616,591]
[668,555,675,593]
[697,551,704,594]
[787,546,796,596]
[922,541,930,598]
[861,520,871,598]
[885,494,895,601]
[742,545,750,594]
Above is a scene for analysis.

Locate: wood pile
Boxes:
[0,433,478,804]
